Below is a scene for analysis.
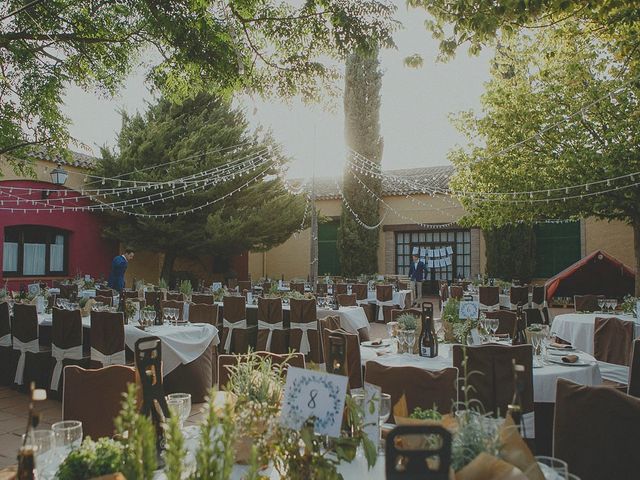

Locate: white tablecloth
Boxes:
[360,343,602,404]
[550,313,639,355]
[38,312,91,328]
[124,324,219,375]
[470,293,533,308]
[317,306,369,333]
[367,289,412,308]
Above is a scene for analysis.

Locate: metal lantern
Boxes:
[50,163,68,185]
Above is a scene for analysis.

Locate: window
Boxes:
[534,221,581,278]
[395,229,472,281]
[2,226,68,276]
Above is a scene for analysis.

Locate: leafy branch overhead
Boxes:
[0,0,398,161]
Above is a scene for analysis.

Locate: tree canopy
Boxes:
[95,92,307,281]
[0,0,397,162]
[448,24,640,292]
[337,49,383,276]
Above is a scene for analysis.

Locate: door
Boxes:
[318,221,341,276]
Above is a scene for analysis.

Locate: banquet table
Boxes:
[550,312,639,355]
[366,289,412,308]
[470,293,533,308]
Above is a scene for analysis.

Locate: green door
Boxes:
[534,221,581,278]
[318,221,341,276]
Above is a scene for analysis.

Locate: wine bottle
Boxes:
[508,360,526,434]
[512,305,527,345]
[419,301,438,358]
[17,447,35,480]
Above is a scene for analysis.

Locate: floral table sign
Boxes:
[280,367,348,437]
[459,300,479,320]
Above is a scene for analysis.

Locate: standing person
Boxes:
[408,253,425,304]
[108,247,135,292]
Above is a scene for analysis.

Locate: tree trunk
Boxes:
[634,219,640,297]
[161,251,177,285]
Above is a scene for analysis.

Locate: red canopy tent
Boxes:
[544,250,635,301]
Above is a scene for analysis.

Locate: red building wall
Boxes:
[0,180,118,290]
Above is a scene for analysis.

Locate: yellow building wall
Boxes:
[584,218,634,268]
[0,157,90,192]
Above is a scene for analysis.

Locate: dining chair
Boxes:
[553,378,640,480]
[485,310,519,336]
[96,287,115,297]
[0,302,13,385]
[256,297,288,353]
[237,280,252,293]
[191,293,215,305]
[376,284,395,323]
[478,286,500,311]
[217,351,305,389]
[452,344,534,435]
[334,283,348,295]
[289,298,321,364]
[63,365,136,439]
[166,291,185,302]
[449,285,464,301]
[322,327,362,390]
[593,316,633,389]
[629,339,640,398]
[509,285,530,309]
[121,290,140,301]
[221,295,255,354]
[350,283,368,303]
[94,295,113,307]
[290,282,306,294]
[13,303,50,389]
[161,300,186,322]
[336,293,357,307]
[364,362,458,423]
[90,311,126,368]
[531,285,545,308]
[523,307,544,326]
[188,303,219,325]
[573,294,600,312]
[315,283,328,296]
[59,284,78,300]
[50,308,89,395]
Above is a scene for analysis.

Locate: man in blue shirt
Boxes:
[108,247,135,292]
[408,253,425,303]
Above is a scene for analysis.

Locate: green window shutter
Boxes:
[318,221,341,276]
[534,222,581,277]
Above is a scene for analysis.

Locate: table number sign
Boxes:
[211,282,222,291]
[280,367,348,437]
[27,283,41,296]
[459,300,479,320]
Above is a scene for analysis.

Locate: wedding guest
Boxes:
[408,253,425,304]
[108,247,135,292]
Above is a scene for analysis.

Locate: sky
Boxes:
[60,2,494,179]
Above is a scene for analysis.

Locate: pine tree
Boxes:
[337,49,383,276]
[96,93,307,282]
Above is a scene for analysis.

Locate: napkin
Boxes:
[561,354,579,363]
[550,342,573,349]
[370,338,383,345]
[494,333,510,339]
[393,394,458,432]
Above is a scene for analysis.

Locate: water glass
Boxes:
[166,393,191,425]
[405,331,416,355]
[378,393,391,452]
[535,456,568,478]
[22,430,55,479]
[52,420,82,458]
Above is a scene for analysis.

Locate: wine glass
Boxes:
[597,298,605,313]
[147,309,157,326]
[405,330,416,355]
[52,420,82,460]
[488,318,499,341]
[609,299,618,312]
[396,330,406,354]
[531,334,542,365]
[378,393,391,452]
[23,429,55,480]
[166,393,191,428]
[163,308,171,325]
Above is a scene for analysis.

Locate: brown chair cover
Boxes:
[96,288,114,297]
[238,280,252,292]
[478,286,499,309]
[166,292,185,302]
[351,283,368,301]
[50,308,88,393]
[261,282,272,293]
[217,351,306,389]
[90,311,125,367]
[531,285,545,306]
[523,308,544,327]
[450,286,464,300]
[573,294,600,312]
[189,303,219,325]
[485,310,519,336]
[510,286,529,307]
[145,290,164,311]
[163,339,215,403]
[337,294,357,307]
[452,344,534,419]
[629,339,640,398]
[94,295,113,306]
[221,296,254,354]
[553,378,640,480]
[59,284,78,299]
[191,293,214,305]
[364,362,458,422]
[289,298,321,364]
[256,297,288,354]
[63,365,136,439]
[13,303,51,389]
[334,283,348,295]
[315,283,328,296]
[290,282,305,294]
[0,302,13,385]
[161,300,186,322]
[593,316,633,366]
[121,290,140,300]
[376,284,393,302]
[322,328,363,390]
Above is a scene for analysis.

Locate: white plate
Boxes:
[547,357,591,367]
[548,346,576,352]
[362,339,391,348]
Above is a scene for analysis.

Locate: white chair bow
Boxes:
[257,321,284,351]
[290,322,318,355]
[13,338,40,385]
[376,299,396,321]
[51,344,84,390]
[0,333,11,347]
[90,348,126,367]
[222,318,247,352]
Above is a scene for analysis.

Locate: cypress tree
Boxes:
[337,49,383,276]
